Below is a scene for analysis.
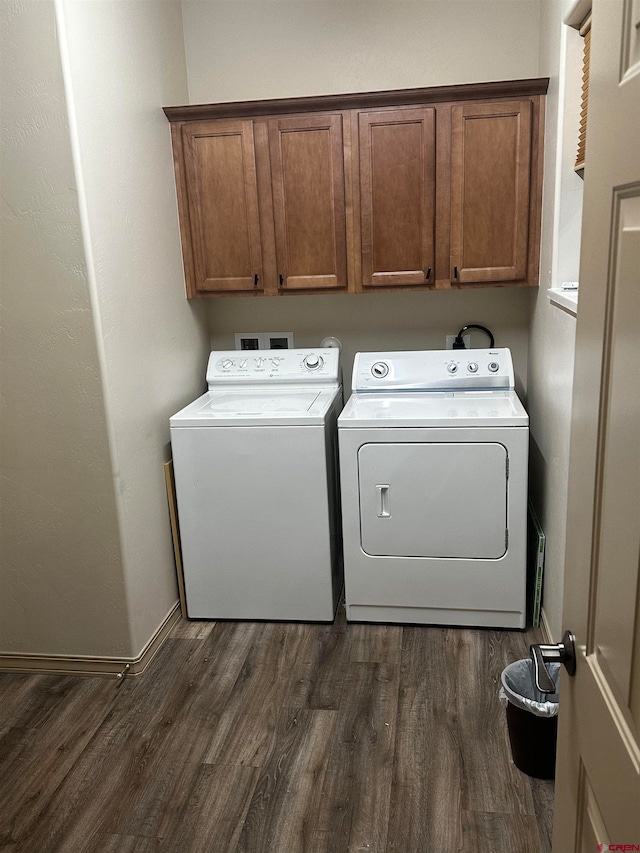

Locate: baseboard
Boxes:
[0,602,181,679]
[539,607,553,643]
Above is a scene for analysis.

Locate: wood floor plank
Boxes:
[169,618,217,640]
[386,627,464,853]
[11,628,255,851]
[529,777,555,853]
[0,673,45,726]
[236,708,337,853]
[158,764,259,853]
[284,607,352,711]
[204,622,309,767]
[94,835,162,852]
[348,623,403,665]
[456,629,536,816]
[311,662,398,853]
[461,809,544,853]
[104,624,261,839]
[0,619,552,853]
[0,676,119,848]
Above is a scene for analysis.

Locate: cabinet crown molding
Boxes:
[163,78,549,123]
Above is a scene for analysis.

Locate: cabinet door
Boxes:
[450,100,532,283]
[268,114,347,291]
[358,108,435,288]
[182,119,263,293]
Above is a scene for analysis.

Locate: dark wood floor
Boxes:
[0,607,554,853]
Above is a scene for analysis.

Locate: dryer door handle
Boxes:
[376,485,391,518]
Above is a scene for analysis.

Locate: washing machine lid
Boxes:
[338,389,528,428]
[170,386,340,427]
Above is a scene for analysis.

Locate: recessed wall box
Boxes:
[446,334,471,349]
[266,332,294,349]
[235,332,265,351]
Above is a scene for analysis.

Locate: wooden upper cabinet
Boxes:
[164,79,547,297]
[268,113,347,291]
[181,119,263,294]
[450,100,532,284]
[358,109,435,288]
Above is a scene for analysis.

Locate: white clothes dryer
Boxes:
[338,348,529,629]
[171,349,343,621]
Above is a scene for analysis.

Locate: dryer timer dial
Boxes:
[371,362,389,378]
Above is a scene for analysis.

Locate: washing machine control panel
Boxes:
[352,348,515,392]
[206,348,340,386]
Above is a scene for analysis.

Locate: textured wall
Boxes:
[526,0,581,639]
[209,289,532,398]
[180,0,541,387]
[181,0,541,103]
[0,0,131,657]
[59,0,210,655]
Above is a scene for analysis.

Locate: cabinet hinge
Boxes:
[453,266,459,280]
[425,267,432,281]
[279,274,284,288]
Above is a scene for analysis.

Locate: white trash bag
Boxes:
[499,658,560,718]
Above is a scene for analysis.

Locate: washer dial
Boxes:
[467,362,478,373]
[447,362,458,374]
[488,361,500,373]
[303,354,323,371]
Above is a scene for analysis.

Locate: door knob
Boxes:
[529,630,576,693]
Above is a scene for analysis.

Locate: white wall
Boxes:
[180,0,542,386]
[0,0,131,657]
[59,0,211,655]
[209,289,531,396]
[527,0,582,639]
[182,0,541,103]
[1,0,211,664]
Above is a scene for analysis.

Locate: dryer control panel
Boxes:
[352,349,515,392]
[207,348,341,387]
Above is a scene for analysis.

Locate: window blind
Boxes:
[575,12,592,173]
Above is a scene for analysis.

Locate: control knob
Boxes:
[303,354,323,370]
[447,362,458,374]
[467,362,478,373]
[371,362,389,379]
[221,359,234,370]
[488,362,500,373]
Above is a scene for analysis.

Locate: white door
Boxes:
[358,442,508,558]
[552,1,640,848]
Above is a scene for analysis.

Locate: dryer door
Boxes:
[358,442,508,558]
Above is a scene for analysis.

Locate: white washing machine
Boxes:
[338,348,528,629]
[170,349,343,621]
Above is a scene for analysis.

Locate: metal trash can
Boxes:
[499,658,560,779]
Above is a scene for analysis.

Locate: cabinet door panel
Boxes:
[359,108,435,287]
[182,120,262,293]
[268,114,347,290]
[450,100,531,283]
